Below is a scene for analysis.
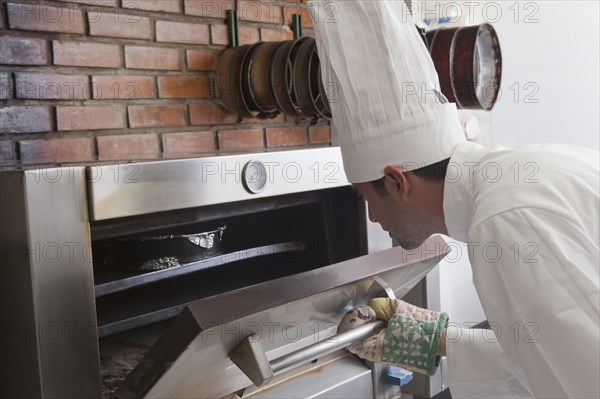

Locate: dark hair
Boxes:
[370,176,389,197]
[369,158,450,196]
[411,158,450,182]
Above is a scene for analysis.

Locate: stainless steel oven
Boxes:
[1,147,450,398]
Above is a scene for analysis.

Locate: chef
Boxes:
[308,1,600,398]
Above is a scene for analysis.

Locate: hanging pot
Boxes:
[241,41,282,119]
[293,36,320,118]
[216,45,254,118]
[245,41,280,114]
[312,52,331,119]
[425,29,438,51]
[317,64,332,117]
[428,26,459,104]
[452,23,502,110]
[269,37,310,118]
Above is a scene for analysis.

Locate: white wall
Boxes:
[483,1,600,147]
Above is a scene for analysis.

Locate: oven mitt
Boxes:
[338,298,449,376]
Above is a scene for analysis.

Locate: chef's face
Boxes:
[352,171,434,250]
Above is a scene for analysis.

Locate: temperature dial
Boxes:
[242,160,267,194]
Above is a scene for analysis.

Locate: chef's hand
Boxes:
[338,298,449,376]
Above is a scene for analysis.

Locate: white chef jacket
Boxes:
[442,141,600,398]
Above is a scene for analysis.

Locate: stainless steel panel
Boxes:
[0,168,101,398]
[247,355,374,399]
[88,147,348,220]
[1,172,42,398]
[114,236,451,398]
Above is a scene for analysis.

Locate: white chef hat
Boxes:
[309,0,466,183]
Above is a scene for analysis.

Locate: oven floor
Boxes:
[99,321,168,398]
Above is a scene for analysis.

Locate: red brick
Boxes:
[0,106,51,133]
[309,124,331,144]
[211,24,258,46]
[15,73,89,100]
[7,3,85,34]
[184,0,232,19]
[59,0,117,6]
[128,105,185,128]
[156,21,209,45]
[266,126,307,147]
[283,4,313,28]
[238,1,282,24]
[0,73,13,100]
[0,141,17,162]
[163,131,216,154]
[19,138,94,163]
[189,103,237,125]
[123,0,181,13]
[158,76,212,99]
[97,134,160,160]
[187,49,221,71]
[88,10,151,39]
[57,105,125,131]
[0,37,48,65]
[218,128,263,150]
[92,75,155,99]
[125,46,180,70]
[7,3,83,34]
[260,27,293,42]
[53,41,121,68]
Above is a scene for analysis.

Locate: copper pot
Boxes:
[216,45,254,118]
[293,36,320,118]
[245,41,280,113]
[317,64,332,118]
[428,23,502,110]
[429,27,459,104]
[452,24,502,110]
[312,54,331,119]
[269,37,311,118]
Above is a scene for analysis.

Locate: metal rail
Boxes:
[271,320,386,374]
[230,320,387,386]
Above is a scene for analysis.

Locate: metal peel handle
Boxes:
[229,320,386,387]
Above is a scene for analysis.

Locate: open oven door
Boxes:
[111,235,451,398]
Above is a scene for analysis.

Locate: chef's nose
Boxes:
[368,204,377,223]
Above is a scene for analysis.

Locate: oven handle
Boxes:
[230,320,387,387]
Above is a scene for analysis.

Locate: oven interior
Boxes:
[90,186,365,397]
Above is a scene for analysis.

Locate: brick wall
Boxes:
[0,0,331,165]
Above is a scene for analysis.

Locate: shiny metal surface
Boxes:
[270,321,386,374]
[370,361,401,399]
[0,168,101,398]
[114,236,451,398]
[246,355,373,399]
[87,147,347,220]
[231,320,386,387]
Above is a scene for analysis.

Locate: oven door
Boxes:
[112,236,451,398]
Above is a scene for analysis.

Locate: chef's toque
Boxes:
[308,0,466,183]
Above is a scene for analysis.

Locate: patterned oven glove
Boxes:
[338,298,449,376]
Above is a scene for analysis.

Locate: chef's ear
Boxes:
[384,166,410,199]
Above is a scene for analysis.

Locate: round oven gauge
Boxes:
[242,160,267,194]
